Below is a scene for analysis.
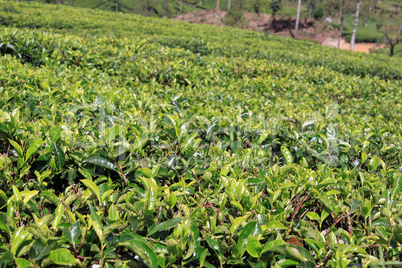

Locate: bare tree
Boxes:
[115,0,118,12]
[338,0,345,48]
[350,0,362,51]
[228,0,232,10]
[295,0,302,39]
[180,0,182,14]
[384,21,402,57]
[216,0,220,11]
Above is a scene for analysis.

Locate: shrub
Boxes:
[269,0,282,16]
[343,28,385,43]
[312,5,324,20]
[223,8,248,28]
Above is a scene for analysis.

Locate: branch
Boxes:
[392,20,402,44]
[315,250,332,268]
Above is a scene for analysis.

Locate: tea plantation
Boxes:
[0,1,401,267]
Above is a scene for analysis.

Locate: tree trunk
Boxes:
[164,0,167,17]
[295,0,301,39]
[308,1,313,20]
[216,0,220,11]
[390,44,394,57]
[115,0,118,12]
[180,0,182,14]
[228,0,231,10]
[338,0,345,49]
[350,0,362,52]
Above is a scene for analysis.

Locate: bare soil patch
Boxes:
[322,38,386,53]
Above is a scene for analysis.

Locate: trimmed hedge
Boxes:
[343,27,385,43]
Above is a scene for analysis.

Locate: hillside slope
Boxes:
[0,1,401,268]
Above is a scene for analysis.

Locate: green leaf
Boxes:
[105,125,122,144]
[23,191,38,206]
[237,221,262,256]
[281,146,293,165]
[280,259,300,267]
[318,196,335,212]
[382,261,402,266]
[9,140,23,159]
[246,236,261,258]
[11,227,32,256]
[362,199,372,218]
[0,251,14,267]
[181,132,198,152]
[79,169,92,181]
[361,152,367,163]
[276,245,315,264]
[344,246,367,254]
[265,221,287,233]
[306,212,320,222]
[12,185,21,202]
[368,156,380,172]
[183,231,196,261]
[231,200,243,212]
[350,199,362,214]
[25,141,44,161]
[151,164,160,177]
[88,202,103,239]
[19,166,31,180]
[166,193,177,208]
[63,221,81,245]
[0,189,7,202]
[102,189,114,203]
[230,215,248,235]
[81,179,101,202]
[138,168,153,178]
[15,258,34,268]
[53,142,65,169]
[140,177,158,210]
[47,248,76,266]
[101,223,120,242]
[372,219,390,227]
[41,191,60,206]
[320,207,331,225]
[120,240,158,268]
[108,204,119,222]
[261,239,287,253]
[206,236,221,255]
[83,155,117,172]
[304,239,325,254]
[147,217,185,237]
[52,203,64,230]
[48,126,61,143]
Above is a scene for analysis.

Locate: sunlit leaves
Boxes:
[0,1,401,267]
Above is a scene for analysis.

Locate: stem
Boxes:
[99,243,106,268]
[105,144,128,186]
[315,250,332,268]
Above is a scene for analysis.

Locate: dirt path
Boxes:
[321,38,385,53]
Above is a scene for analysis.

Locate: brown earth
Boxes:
[321,38,386,53]
[174,10,384,54]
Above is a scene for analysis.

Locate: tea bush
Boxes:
[342,27,385,43]
[0,1,401,268]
